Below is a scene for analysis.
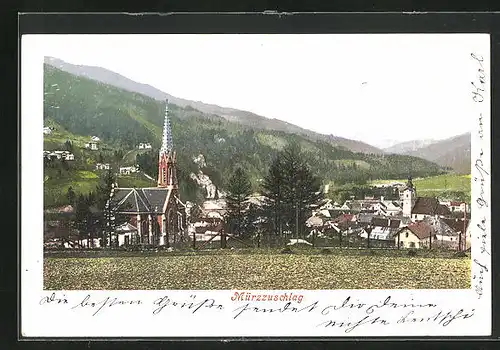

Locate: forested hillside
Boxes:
[43,64,446,207]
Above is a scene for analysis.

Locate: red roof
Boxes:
[332,214,354,223]
[405,221,433,240]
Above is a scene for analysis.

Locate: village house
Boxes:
[423,216,461,249]
[91,136,100,142]
[85,142,98,151]
[138,142,153,149]
[43,126,52,135]
[442,217,470,250]
[119,166,138,175]
[114,222,138,247]
[447,201,469,213]
[377,197,403,216]
[202,199,228,219]
[394,221,434,249]
[43,150,75,161]
[95,163,111,170]
[359,217,401,243]
[411,197,451,221]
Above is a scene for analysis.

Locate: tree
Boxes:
[95,170,116,248]
[226,167,252,237]
[261,155,285,240]
[64,139,73,152]
[66,186,76,205]
[280,143,323,239]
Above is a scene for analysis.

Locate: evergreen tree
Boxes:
[66,186,76,205]
[262,142,323,242]
[226,167,252,237]
[261,155,285,239]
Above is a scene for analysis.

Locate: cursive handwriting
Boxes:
[474,158,489,208]
[153,295,224,315]
[317,315,389,333]
[472,259,488,299]
[71,294,142,316]
[397,309,475,327]
[477,217,490,255]
[321,296,436,316]
[39,292,68,305]
[233,301,319,320]
[471,53,486,103]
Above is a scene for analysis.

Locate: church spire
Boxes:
[160,99,173,156]
[157,99,178,188]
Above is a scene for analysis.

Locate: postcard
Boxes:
[20,32,491,338]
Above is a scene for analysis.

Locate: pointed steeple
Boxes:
[157,99,178,188]
[160,99,173,156]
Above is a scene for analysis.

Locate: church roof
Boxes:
[110,187,175,214]
[412,197,451,216]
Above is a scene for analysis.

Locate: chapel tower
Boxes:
[157,99,178,189]
[402,175,417,218]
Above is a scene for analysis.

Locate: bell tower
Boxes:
[157,99,178,189]
[402,175,416,218]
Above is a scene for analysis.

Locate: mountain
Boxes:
[43,64,445,208]
[408,133,471,174]
[384,139,436,154]
[44,56,383,154]
[385,134,471,174]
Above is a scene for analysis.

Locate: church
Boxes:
[108,100,187,247]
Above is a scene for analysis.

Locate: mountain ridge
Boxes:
[44,56,384,155]
[384,133,471,174]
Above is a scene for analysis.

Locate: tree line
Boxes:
[224,142,323,244]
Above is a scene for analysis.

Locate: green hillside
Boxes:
[43,64,447,208]
[370,174,471,202]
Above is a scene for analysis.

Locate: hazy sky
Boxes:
[37,34,486,148]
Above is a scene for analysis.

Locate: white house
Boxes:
[85,142,98,151]
[138,142,152,149]
[43,126,52,135]
[448,201,468,213]
[95,163,111,170]
[91,136,101,142]
[119,166,138,175]
[394,222,433,249]
[44,150,74,161]
[113,223,138,246]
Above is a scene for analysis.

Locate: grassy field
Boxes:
[370,174,471,198]
[44,249,471,290]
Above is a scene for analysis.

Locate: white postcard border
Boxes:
[20,34,492,338]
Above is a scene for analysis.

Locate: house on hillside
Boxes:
[119,166,138,175]
[43,126,52,135]
[96,163,111,170]
[91,136,100,142]
[43,150,74,161]
[85,142,98,151]
[411,197,451,221]
[138,142,152,149]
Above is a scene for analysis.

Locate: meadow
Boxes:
[44,248,471,290]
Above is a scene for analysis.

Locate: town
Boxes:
[43,101,471,254]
